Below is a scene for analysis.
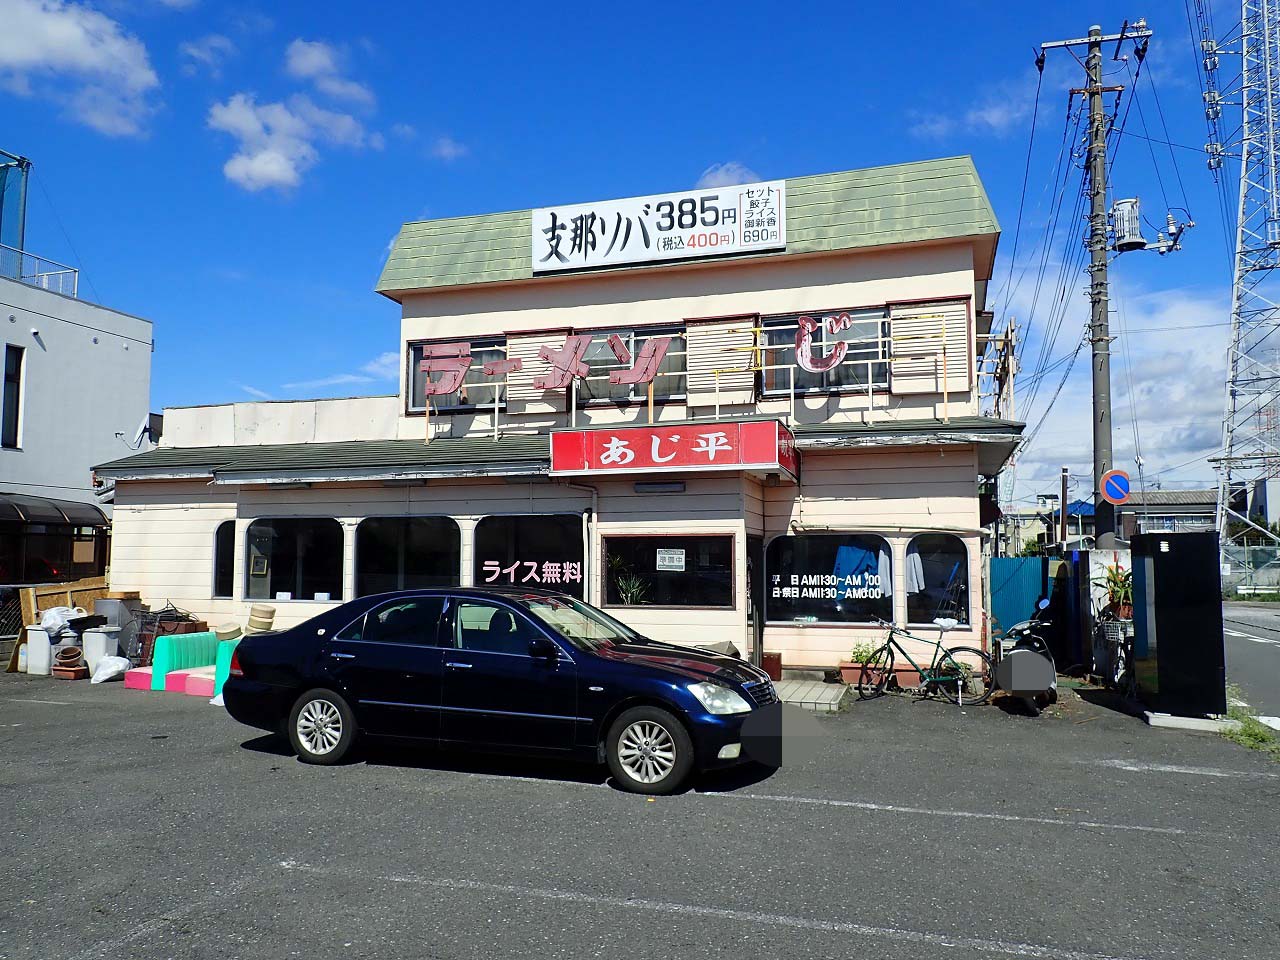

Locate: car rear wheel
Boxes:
[606,706,694,795]
[288,689,357,765]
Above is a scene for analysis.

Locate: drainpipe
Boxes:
[562,480,599,605]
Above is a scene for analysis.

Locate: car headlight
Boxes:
[687,681,752,715]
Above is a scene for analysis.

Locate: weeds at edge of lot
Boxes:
[1224,684,1280,760]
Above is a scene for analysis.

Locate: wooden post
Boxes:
[647,380,654,425]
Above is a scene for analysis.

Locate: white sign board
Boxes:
[655,548,686,572]
[531,181,786,273]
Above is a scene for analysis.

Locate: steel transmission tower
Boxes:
[1199,0,1280,577]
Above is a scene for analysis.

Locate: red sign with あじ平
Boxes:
[550,420,797,479]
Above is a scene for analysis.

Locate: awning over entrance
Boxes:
[0,492,108,526]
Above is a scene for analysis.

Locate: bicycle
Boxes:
[857,617,995,705]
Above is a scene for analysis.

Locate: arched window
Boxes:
[213,521,235,598]
[765,533,892,623]
[246,518,343,602]
[474,515,585,598]
[906,534,969,625]
[356,517,460,597]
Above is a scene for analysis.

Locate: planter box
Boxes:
[838,662,921,689]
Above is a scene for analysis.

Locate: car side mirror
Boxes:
[528,636,558,659]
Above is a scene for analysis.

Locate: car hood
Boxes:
[592,639,766,686]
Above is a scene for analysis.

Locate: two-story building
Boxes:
[2,148,155,586]
[95,157,1021,667]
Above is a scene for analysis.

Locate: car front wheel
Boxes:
[288,689,357,765]
[606,706,694,795]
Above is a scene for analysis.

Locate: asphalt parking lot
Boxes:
[1,672,1277,960]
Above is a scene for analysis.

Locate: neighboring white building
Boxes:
[1,258,154,583]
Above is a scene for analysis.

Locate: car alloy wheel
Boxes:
[297,698,343,756]
[288,688,357,765]
[617,720,677,784]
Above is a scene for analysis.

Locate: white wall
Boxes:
[0,278,153,507]
[161,395,401,448]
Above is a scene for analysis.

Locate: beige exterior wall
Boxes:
[395,242,979,440]
[108,445,982,666]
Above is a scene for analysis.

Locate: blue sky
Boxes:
[1,0,1237,500]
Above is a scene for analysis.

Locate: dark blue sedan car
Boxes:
[223,587,778,794]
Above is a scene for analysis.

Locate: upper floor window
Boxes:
[760,308,888,396]
[407,337,507,412]
[3,344,23,449]
[577,327,687,404]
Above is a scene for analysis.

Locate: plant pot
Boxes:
[1115,603,1133,620]
[839,661,922,689]
[762,651,783,681]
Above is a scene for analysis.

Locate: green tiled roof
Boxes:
[376,156,999,296]
[94,436,552,479]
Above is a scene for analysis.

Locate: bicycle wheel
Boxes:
[857,643,895,700]
[933,646,994,705]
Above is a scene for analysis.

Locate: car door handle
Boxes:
[444,662,472,670]
[330,652,356,660]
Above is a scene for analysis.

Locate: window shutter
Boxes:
[685,316,758,407]
[888,302,969,396]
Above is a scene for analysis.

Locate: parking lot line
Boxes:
[722,792,1190,835]
[277,859,1153,960]
[389,767,1192,836]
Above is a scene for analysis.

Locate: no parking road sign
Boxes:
[1100,469,1131,505]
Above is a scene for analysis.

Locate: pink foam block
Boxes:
[164,669,198,693]
[184,668,216,698]
[124,667,153,690]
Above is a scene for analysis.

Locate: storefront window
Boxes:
[356,517,460,597]
[577,327,687,404]
[246,518,343,602]
[906,534,969,625]
[474,514,585,598]
[407,337,507,412]
[214,521,234,598]
[761,309,888,395]
[765,533,892,623]
[604,535,733,607]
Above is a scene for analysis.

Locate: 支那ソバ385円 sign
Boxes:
[531,181,786,273]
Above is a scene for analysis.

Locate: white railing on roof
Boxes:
[0,243,79,297]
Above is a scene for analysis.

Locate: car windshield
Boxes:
[514,595,639,650]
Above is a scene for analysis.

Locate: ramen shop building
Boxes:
[97,157,1021,668]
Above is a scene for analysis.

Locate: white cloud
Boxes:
[430,135,468,161]
[179,33,234,78]
[207,92,373,191]
[696,161,761,188]
[391,122,416,139]
[239,383,272,400]
[157,0,199,8]
[0,0,159,136]
[284,38,374,106]
[910,62,1074,141]
[282,373,375,390]
[361,352,400,379]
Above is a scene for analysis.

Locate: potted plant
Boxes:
[838,641,920,689]
[1094,563,1134,620]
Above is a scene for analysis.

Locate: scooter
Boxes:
[995,598,1058,716]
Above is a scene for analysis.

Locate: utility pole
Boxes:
[1041,21,1153,549]
[1060,466,1069,546]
